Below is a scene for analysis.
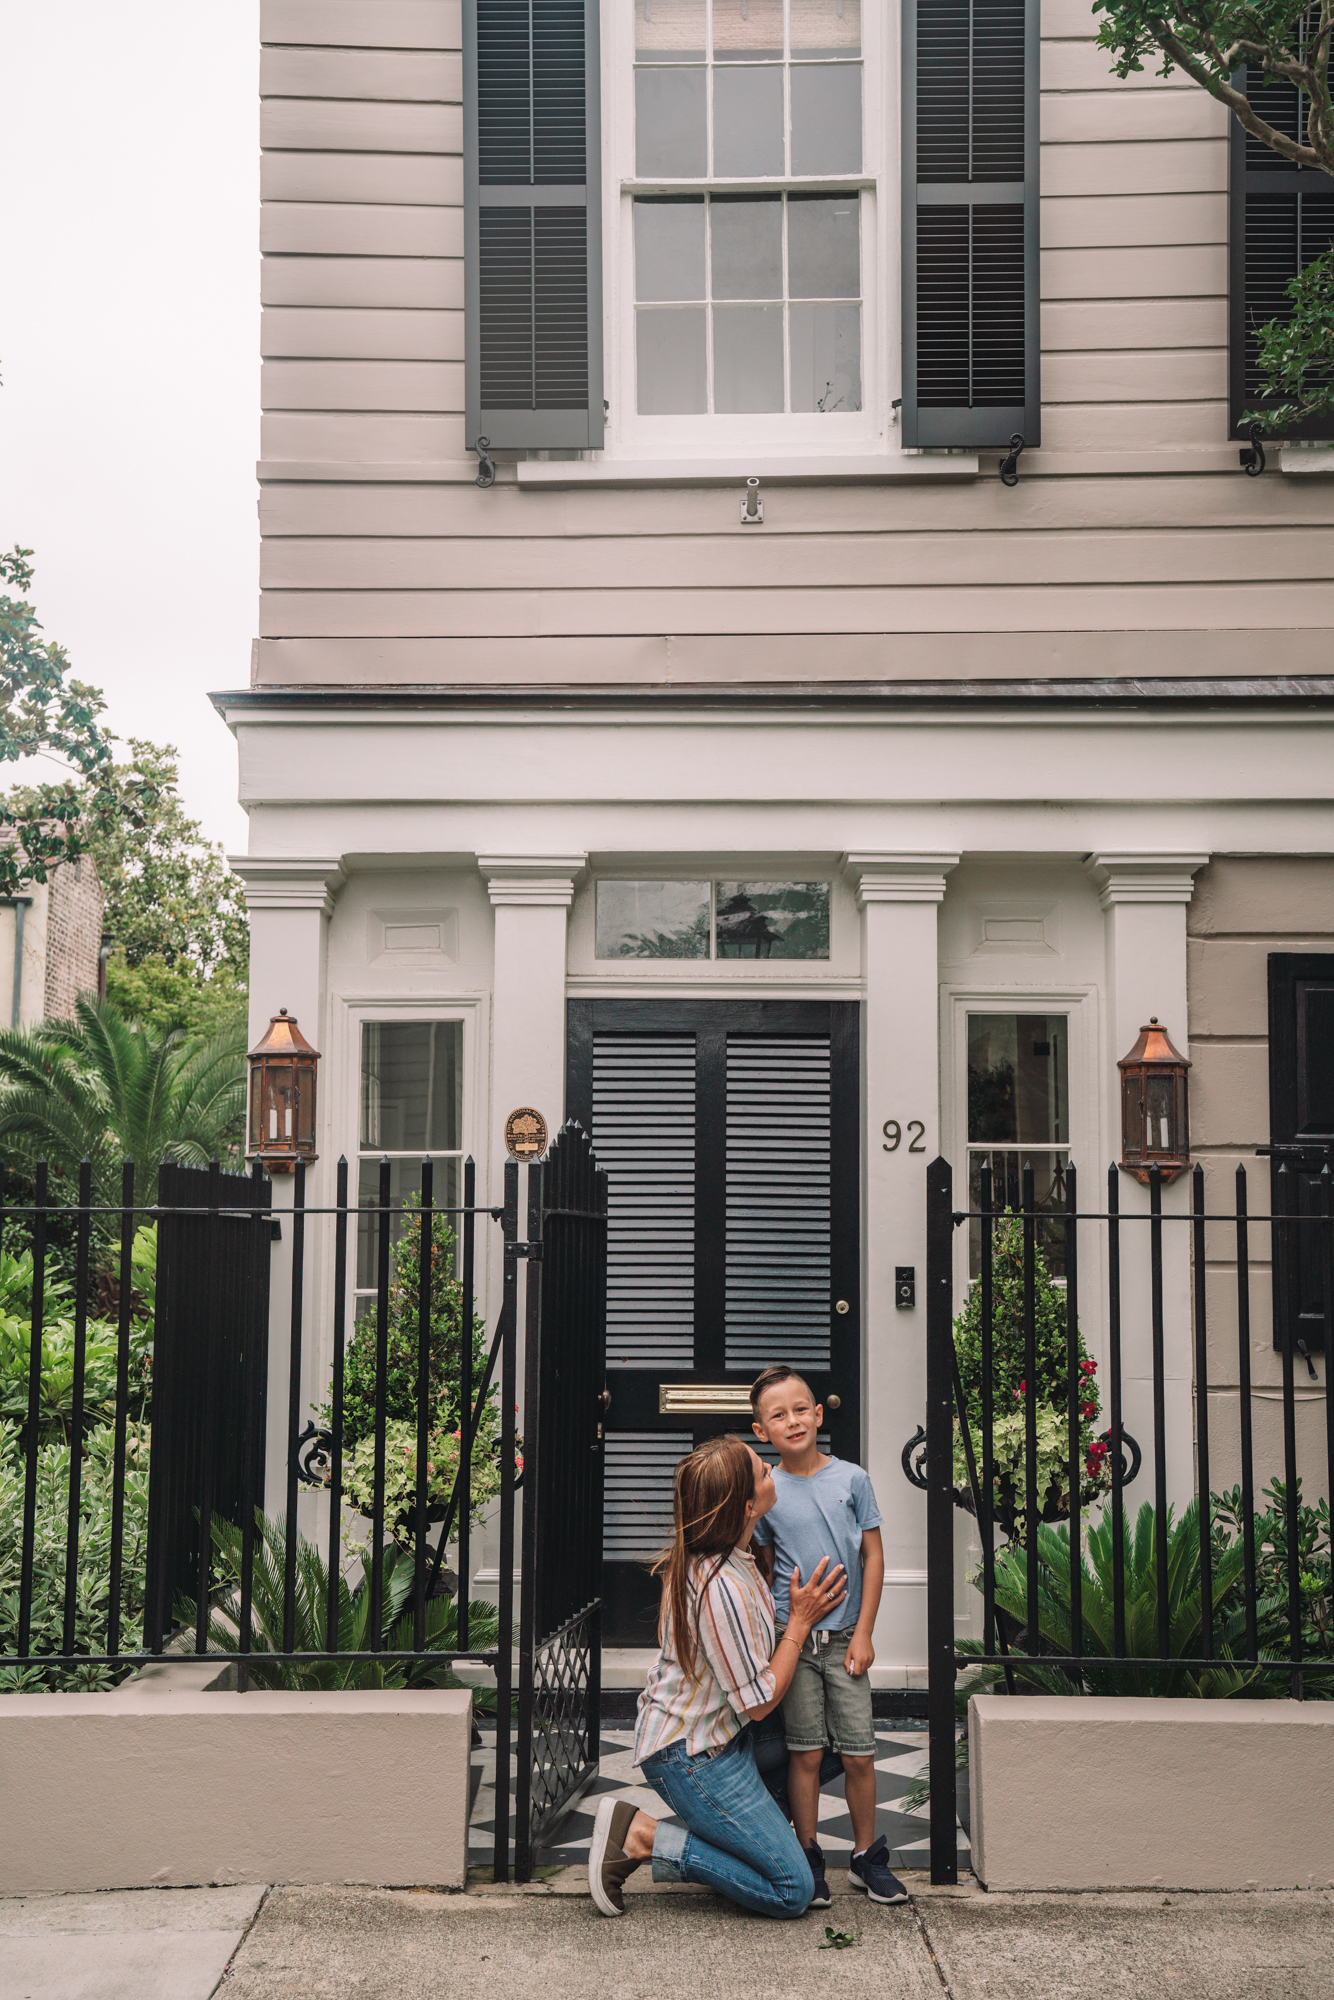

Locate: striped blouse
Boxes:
[633,1548,777,1764]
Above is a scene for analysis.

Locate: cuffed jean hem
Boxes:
[651,1819,690,1882]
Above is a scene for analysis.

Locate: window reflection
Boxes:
[596,881,711,959]
[715,882,830,959]
[966,1014,1070,1278]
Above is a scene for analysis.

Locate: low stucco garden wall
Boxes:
[0,1667,472,1896]
[970,1693,1334,1891]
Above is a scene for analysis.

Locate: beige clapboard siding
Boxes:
[1041,40,1196,91]
[261,99,461,152]
[1041,400,1227,449]
[1041,244,1225,297]
[260,528,1334,593]
[262,152,462,205]
[1041,193,1225,248]
[1042,0,1110,34]
[1043,350,1227,402]
[260,48,461,101]
[1042,298,1225,348]
[257,474,1334,540]
[262,258,461,309]
[262,360,463,410]
[1041,138,1226,196]
[261,204,460,256]
[257,581,1334,639]
[262,412,468,463]
[262,308,463,360]
[263,1,460,49]
[1042,88,1227,144]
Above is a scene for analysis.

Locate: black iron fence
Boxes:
[920,1154,1334,1886]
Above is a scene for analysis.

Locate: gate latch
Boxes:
[513,1240,543,1261]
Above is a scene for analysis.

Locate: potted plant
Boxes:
[952,1210,1111,1543]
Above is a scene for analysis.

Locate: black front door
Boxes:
[566,999,861,1647]
[1268,953,1334,1351]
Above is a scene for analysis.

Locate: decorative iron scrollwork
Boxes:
[1239,424,1267,477]
[1100,1426,1143,1488]
[474,434,497,488]
[901,1423,929,1490]
[999,433,1025,487]
[293,1420,336,1487]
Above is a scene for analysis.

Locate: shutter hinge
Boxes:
[1239,424,1267,477]
[474,435,496,488]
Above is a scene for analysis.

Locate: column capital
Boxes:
[477,853,587,907]
[227,855,346,916]
[1085,852,1210,910]
[842,852,960,906]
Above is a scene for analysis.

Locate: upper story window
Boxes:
[615,0,879,442]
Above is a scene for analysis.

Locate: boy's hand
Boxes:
[844,1631,875,1678]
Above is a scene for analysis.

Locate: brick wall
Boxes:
[42,856,105,1020]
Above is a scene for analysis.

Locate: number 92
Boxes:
[883,1119,926,1153]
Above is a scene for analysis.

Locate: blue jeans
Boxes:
[641,1728,814,1919]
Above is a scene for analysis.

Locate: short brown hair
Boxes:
[749,1365,816,1416]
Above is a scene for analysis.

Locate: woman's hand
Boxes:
[786,1555,846,1637]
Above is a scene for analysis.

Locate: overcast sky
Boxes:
[1,2,259,854]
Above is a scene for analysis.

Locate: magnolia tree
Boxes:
[1094,0,1333,431]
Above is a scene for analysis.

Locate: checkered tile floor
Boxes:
[469,1719,969,1874]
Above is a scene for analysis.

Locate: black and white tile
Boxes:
[469,1719,969,1875]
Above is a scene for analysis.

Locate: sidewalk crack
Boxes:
[909,1895,953,1998]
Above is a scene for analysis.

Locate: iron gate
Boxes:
[514,1122,609,1881]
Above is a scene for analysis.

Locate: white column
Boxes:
[1087,853,1208,1514]
[229,856,345,1516]
[845,852,959,1684]
[477,854,586,1199]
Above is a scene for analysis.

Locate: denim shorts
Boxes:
[776,1625,876,1757]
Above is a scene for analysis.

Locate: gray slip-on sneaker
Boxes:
[590,1796,643,1916]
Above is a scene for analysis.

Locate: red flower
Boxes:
[1080,1358,1097,1376]
[1081,1400,1097,1420]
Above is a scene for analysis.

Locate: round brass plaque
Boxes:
[504,1106,548,1159]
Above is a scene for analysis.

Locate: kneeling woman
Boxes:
[590,1433,846,1919]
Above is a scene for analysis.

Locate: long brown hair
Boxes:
[650,1434,756,1683]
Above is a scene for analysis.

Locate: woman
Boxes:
[589,1433,847,1919]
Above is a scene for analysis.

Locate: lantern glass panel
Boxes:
[1145,1071,1176,1155]
[1121,1070,1144,1159]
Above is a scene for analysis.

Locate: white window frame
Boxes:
[942,987,1104,1308]
[600,0,895,460]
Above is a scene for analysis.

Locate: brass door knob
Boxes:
[826,1393,842,1411]
[597,1389,612,1413]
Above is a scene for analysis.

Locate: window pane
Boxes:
[360,1020,462,1153]
[636,0,706,60]
[636,66,707,176]
[637,306,708,412]
[356,1155,461,1295]
[712,0,783,59]
[710,194,782,299]
[635,197,706,300]
[712,65,784,176]
[790,62,862,173]
[787,194,859,297]
[789,302,861,410]
[713,304,785,411]
[715,882,831,959]
[596,880,711,958]
[790,0,861,55]
[968,1150,1069,1279]
[967,1015,1070,1146]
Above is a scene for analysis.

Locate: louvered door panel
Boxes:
[464,0,603,450]
[592,1034,696,1368]
[725,1037,832,1370]
[903,0,1039,448]
[603,1431,692,1558]
[1229,27,1334,440]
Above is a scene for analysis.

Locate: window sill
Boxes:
[1281,444,1334,475]
[516,453,979,487]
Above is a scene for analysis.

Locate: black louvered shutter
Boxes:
[1229,30,1334,440]
[901,0,1040,450]
[464,0,603,452]
[1268,954,1334,1353]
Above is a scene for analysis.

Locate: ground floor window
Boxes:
[966,1011,1070,1278]
[356,1019,464,1315]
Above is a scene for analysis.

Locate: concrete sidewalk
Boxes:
[5,1874,1334,2000]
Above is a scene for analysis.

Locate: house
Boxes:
[0,855,106,1031]
[217,0,1334,1684]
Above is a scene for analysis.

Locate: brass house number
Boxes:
[883,1120,926,1153]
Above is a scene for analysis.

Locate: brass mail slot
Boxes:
[659,1383,755,1415]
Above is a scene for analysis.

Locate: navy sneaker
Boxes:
[804,1841,831,1909]
[848,1835,909,1905]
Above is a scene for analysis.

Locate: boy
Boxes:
[749,1364,907,1908]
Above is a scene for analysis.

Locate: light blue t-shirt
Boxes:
[751,1456,883,1631]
